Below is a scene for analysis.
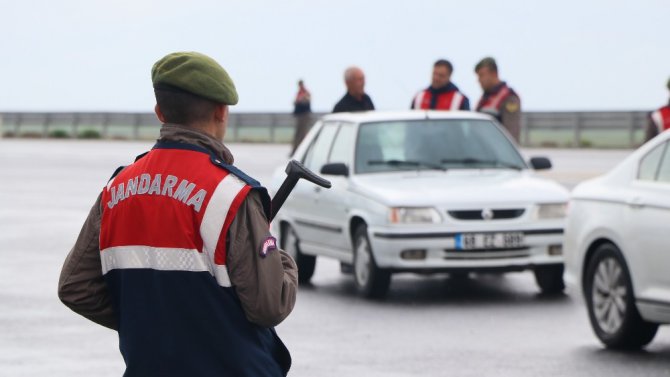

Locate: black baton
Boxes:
[270,160,331,221]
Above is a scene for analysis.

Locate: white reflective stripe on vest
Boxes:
[651,110,666,133]
[199,173,247,258]
[450,92,464,110]
[479,87,510,115]
[413,91,425,109]
[101,245,232,287]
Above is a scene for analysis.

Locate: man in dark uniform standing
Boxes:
[332,66,375,113]
[474,57,522,143]
[646,77,670,142]
[58,52,298,376]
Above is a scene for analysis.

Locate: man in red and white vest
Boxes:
[474,57,522,143]
[58,52,298,376]
[411,59,470,111]
[646,78,670,142]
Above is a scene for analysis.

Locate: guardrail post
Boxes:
[269,113,277,143]
[133,113,141,140]
[573,113,581,148]
[522,113,530,146]
[15,113,22,136]
[627,112,636,148]
[233,114,240,142]
[72,113,80,139]
[102,113,110,139]
[42,113,51,138]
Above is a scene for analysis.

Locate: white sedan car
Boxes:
[564,130,670,349]
[272,111,569,298]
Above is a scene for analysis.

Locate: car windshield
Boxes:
[355,119,527,174]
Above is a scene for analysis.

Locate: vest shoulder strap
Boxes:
[209,155,272,220]
[108,165,126,182]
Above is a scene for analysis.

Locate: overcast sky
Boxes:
[1,0,668,113]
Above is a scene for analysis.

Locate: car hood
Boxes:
[350,169,569,207]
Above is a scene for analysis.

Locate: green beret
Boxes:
[151,51,238,105]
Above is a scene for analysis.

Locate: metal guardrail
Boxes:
[0,111,651,148]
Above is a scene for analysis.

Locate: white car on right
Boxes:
[564,130,670,350]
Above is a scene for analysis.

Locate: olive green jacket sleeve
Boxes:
[226,190,298,328]
[57,194,118,330]
[500,94,522,143]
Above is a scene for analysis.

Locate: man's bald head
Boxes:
[344,66,366,99]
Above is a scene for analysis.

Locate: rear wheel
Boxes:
[353,224,391,299]
[534,264,565,295]
[282,224,316,284]
[584,243,658,349]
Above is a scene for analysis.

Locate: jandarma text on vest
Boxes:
[107,174,208,212]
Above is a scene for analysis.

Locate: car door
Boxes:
[627,140,670,300]
[292,121,340,248]
[313,122,356,255]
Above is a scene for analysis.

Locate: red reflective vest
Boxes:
[100,145,253,281]
[99,142,286,376]
[413,89,466,110]
[476,83,515,121]
[651,106,670,133]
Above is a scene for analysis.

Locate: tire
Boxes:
[584,243,658,349]
[282,224,316,284]
[353,224,391,299]
[534,264,565,295]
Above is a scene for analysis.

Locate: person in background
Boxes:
[474,57,522,142]
[646,77,670,142]
[332,66,375,113]
[291,79,312,155]
[411,59,470,111]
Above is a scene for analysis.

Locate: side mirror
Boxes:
[320,162,349,177]
[529,157,552,170]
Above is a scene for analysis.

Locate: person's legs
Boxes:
[291,114,311,155]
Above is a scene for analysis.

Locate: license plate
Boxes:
[454,232,524,250]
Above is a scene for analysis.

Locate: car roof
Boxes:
[320,110,494,123]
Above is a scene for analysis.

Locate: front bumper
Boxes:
[369,226,564,273]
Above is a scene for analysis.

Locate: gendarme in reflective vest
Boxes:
[99,141,287,376]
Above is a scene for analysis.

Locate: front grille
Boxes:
[447,209,525,220]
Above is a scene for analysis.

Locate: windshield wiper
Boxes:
[368,159,447,171]
[440,158,523,170]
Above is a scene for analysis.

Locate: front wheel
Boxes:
[353,224,391,299]
[282,224,316,284]
[584,243,658,349]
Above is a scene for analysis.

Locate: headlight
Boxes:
[535,203,567,219]
[389,207,442,224]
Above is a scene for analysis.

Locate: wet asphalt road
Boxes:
[0,140,668,377]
